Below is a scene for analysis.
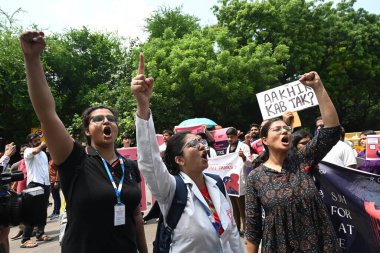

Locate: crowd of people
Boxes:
[0,30,378,253]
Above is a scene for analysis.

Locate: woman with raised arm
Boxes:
[132,53,243,253]
[245,72,342,253]
[19,31,147,253]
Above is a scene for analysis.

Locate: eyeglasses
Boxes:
[269,125,292,133]
[179,138,207,154]
[90,115,118,124]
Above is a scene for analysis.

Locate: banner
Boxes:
[366,135,380,160]
[174,124,205,134]
[156,134,164,146]
[31,128,45,142]
[256,80,318,120]
[204,153,244,196]
[317,162,380,252]
[209,127,229,156]
[117,147,138,161]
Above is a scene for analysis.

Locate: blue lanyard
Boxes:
[100,155,125,204]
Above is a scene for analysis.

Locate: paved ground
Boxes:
[9,215,158,253]
[9,202,248,253]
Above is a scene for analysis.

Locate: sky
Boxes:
[1,0,379,41]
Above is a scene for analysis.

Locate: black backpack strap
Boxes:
[204,173,226,197]
[153,174,188,253]
[166,175,188,229]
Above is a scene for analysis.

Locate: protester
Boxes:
[0,142,16,172]
[9,144,28,174]
[291,129,313,151]
[120,132,132,148]
[48,156,61,220]
[314,115,324,136]
[159,129,173,155]
[322,126,357,168]
[196,132,217,158]
[20,31,147,253]
[132,53,244,253]
[245,71,342,253]
[20,133,51,248]
[250,120,268,155]
[10,145,29,241]
[244,123,260,151]
[226,127,252,236]
[357,130,380,175]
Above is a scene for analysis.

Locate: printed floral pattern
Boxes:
[246,126,342,253]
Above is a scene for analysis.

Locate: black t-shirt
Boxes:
[58,142,141,253]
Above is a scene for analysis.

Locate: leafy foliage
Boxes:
[1,1,380,147]
[213,0,380,130]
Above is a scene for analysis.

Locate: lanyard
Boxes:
[195,194,223,236]
[100,155,125,204]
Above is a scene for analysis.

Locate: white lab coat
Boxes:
[136,113,244,253]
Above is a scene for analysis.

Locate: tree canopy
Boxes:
[1,1,380,147]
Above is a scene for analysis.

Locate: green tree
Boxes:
[0,8,37,144]
[145,6,200,39]
[43,27,139,140]
[139,23,288,131]
[213,0,380,130]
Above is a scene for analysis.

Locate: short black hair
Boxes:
[163,131,190,175]
[26,133,40,143]
[315,116,322,123]
[121,132,132,140]
[250,123,260,129]
[81,105,118,145]
[361,130,376,136]
[162,129,174,136]
[291,130,312,150]
[196,133,207,140]
[226,127,238,136]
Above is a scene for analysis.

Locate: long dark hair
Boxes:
[162,131,190,175]
[81,105,118,145]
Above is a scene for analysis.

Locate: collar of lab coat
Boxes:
[179,171,222,216]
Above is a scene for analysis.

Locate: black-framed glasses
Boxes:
[269,125,292,133]
[90,115,118,124]
[179,138,206,154]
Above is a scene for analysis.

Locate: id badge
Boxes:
[114,203,125,226]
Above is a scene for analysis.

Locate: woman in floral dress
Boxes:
[245,72,342,253]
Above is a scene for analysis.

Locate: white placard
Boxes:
[256,80,319,120]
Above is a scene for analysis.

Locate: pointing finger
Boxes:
[138,52,144,75]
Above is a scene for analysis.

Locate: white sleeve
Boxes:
[242,143,253,166]
[342,145,357,167]
[23,147,34,160]
[135,112,176,216]
[0,155,10,168]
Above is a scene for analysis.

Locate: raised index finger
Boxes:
[138,52,144,75]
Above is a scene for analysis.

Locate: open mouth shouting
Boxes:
[103,126,112,138]
[281,135,290,146]
[201,150,208,161]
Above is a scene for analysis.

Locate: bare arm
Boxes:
[299,72,339,128]
[20,32,73,165]
[131,53,153,120]
[31,141,46,155]
[134,206,148,253]
[246,240,259,253]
